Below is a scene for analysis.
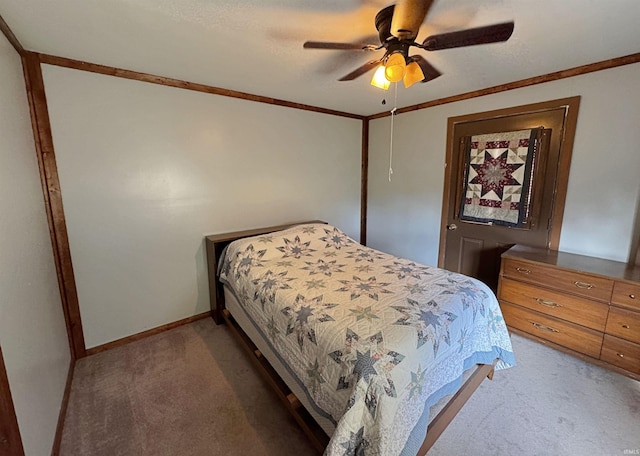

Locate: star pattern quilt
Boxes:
[460,129,539,227]
[219,223,515,456]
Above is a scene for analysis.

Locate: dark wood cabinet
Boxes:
[498,245,640,380]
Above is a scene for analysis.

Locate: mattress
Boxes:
[225,285,337,435]
[218,223,515,455]
[225,285,483,436]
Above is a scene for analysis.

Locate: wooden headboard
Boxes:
[205,220,326,324]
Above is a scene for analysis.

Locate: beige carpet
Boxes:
[429,333,640,455]
[60,318,640,456]
[60,318,317,456]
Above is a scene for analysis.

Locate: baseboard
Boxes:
[50,357,75,456]
[85,311,211,357]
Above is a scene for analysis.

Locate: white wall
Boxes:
[0,37,71,456]
[41,65,362,349]
[368,63,640,266]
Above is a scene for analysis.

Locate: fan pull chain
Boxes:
[388,83,398,182]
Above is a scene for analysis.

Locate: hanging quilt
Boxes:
[459,128,539,227]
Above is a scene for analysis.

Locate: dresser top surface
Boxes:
[502,245,640,283]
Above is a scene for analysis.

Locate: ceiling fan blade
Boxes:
[390,0,435,40]
[303,41,375,51]
[410,55,442,82]
[422,22,515,51]
[374,5,395,43]
[338,60,381,81]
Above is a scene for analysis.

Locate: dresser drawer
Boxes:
[501,258,614,302]
[611,281,640,311]
[499,277,609,331]
[501,302,604,358]
[600,334,640,375]
[605,306,640,344]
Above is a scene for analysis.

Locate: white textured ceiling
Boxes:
[2,0,640,116]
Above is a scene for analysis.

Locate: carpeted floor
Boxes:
[60,318,640,456]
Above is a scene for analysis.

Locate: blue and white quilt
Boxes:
[219,223,515,456]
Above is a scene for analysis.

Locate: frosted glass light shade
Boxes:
[384,53,406,83]
[371,65,390,90]
[403,61,425,88]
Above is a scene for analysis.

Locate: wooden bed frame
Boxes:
[205,221,495,455]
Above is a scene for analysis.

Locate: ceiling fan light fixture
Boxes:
[371,65,390,90]
[384,52,406,83]
[403,60,425,88]
[304,4,515,89]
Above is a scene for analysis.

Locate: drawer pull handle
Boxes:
[535,298,560,308]
[621,324,630,329]
[515,267,531,274]
[617,353,625,358]
[530,321,559,333]
[574,281,593,290]
[629,294,636,299]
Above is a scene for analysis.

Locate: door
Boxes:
[438,97,580,290]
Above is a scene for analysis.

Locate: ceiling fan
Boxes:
[303,0,514,89]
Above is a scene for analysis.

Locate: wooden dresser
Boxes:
[498,245,640,380]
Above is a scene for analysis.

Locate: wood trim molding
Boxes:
[367,52,640,120]
[0,14,24,55]
[22,52,87,359]
[360,118,369,245]
[36,53,365,120]
[547,97,580,250]
[85,311,211,356]
[50,359,74,456]
[629,188,640,266]
[11,46,638,367]
[0,347,25,456]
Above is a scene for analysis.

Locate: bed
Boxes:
[205,221,515,455]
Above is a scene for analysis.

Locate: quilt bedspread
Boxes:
[219,223,515,456]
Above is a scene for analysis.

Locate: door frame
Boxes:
[0,347,25,456]
[438,96,581,267]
